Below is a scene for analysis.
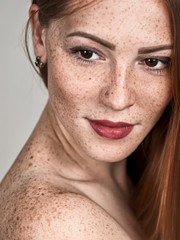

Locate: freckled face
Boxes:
[45,0,172,162]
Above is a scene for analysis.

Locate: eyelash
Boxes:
[69,46,171,74]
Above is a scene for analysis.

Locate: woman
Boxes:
[0,0,179,239]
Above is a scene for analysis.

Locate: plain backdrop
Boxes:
[0,1,48,181]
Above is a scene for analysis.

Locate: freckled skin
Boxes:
[0,0,172,239]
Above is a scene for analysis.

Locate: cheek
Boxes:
[138,77,171,122]
[47,50,108,108]
[48,62,81,111]
[47,56,99,125]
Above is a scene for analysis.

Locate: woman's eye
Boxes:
[143,58,170,70]
[70,47,104,63]
[145,58,159,67]
[138,57,171,75]
[79,50,99,60]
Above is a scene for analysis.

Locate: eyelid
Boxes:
[137,55,171,61]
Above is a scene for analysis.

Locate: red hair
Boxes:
[129,1,180,239]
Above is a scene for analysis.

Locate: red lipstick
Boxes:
[88,119,134,139]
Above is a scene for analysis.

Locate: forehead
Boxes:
[59,0,172,47]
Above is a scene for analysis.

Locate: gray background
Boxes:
[0,1,48,181]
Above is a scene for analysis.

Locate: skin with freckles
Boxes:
[0,0,172,239]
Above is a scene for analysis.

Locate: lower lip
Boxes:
[88,120,134,140]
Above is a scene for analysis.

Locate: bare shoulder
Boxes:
[0,176,131,240]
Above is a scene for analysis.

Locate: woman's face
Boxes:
[44,0,172,162]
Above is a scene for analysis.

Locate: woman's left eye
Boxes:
[142,57,171,70]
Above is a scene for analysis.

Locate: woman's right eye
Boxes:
[70,47,105,63]
[79,50,99,60]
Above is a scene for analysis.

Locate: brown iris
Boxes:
[80,50,93,59]
[145,58,158,67]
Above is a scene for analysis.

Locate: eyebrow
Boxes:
[138,45,173,54]
[66,31,173,54]
[66,31,116,50]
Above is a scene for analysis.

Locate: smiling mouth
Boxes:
[88,119,134,140]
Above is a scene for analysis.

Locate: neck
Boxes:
[32,101,131,196]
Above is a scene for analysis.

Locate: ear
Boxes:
[29,4,47,64]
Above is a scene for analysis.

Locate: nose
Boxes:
[100,66,136,111]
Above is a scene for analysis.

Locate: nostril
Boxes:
[104,89,115,96]
[100,82,136,111]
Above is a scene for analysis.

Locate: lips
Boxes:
[88,119,134,140]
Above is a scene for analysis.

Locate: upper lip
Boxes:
[88,119,134,128]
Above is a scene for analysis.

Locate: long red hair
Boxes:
[128,1,180,239]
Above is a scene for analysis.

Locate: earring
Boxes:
[35,56,45,69]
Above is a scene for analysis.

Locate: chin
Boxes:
[76,135,141,163]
